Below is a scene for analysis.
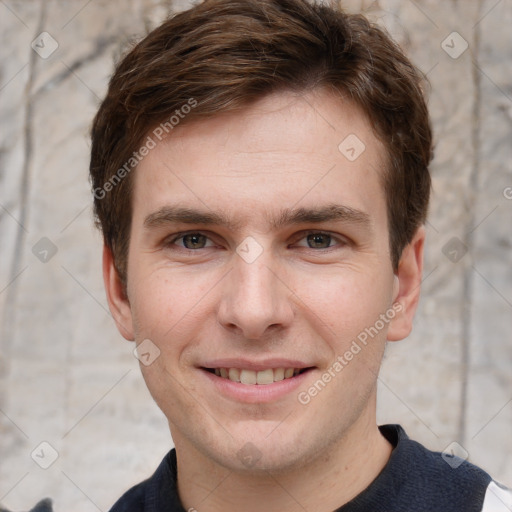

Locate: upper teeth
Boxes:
[214,367,300,385]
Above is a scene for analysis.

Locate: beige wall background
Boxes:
[0,0,511,510]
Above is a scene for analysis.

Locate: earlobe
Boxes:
[387,226,425,342]
[102,245,135,341]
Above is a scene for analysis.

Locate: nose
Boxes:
[217,249,294,340]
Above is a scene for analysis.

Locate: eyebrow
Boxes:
[143,204,371,231]
[269,204,371,230]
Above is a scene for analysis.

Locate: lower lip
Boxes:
[199,368,314,403]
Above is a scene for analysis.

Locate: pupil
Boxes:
[184,234,205,249]
[308,233,330,248]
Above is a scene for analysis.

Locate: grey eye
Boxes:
[180,233,208,249]
[306,233,332,249]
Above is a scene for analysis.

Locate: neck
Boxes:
[174,404,392,512]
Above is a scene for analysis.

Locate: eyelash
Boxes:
[165,230,348,251]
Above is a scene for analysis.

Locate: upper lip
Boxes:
[200,359,314,371]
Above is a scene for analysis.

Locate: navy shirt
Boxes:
[109,425,511,512]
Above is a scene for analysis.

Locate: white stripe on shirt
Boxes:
[481,481,512,512]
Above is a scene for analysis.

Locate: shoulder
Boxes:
[108,478,147,512]
[375,425,508,512]
[108,450,177,512]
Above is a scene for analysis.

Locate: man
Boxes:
[89,0,512,510]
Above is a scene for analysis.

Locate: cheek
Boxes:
[292,267,393,343]
[128,269,217,351]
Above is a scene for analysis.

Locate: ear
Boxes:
[387,226,425,342]
[103,244,135,341]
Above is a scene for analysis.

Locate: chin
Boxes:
[210,422,317,475]
[221,444,310,475]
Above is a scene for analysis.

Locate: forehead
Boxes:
[132,89,388,231]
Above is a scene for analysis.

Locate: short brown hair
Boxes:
[90,0,432,285]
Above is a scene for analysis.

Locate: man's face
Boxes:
[107,89,416,473]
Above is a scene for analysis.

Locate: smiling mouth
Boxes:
[202,367,313,385]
